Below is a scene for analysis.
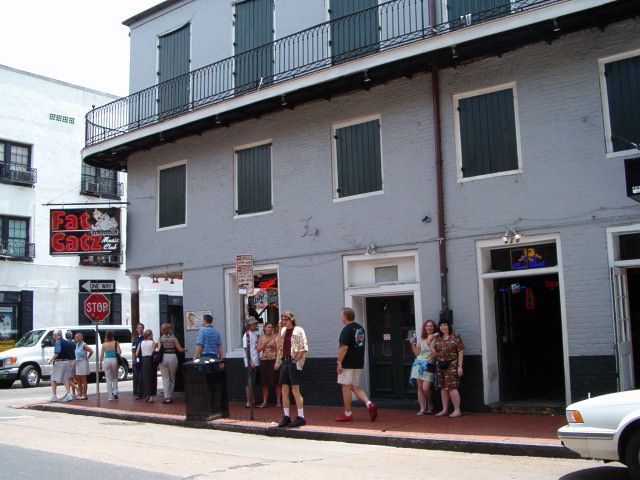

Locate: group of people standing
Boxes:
[48,330,93,402]
[410,319,465,418]
[132,322,186,404]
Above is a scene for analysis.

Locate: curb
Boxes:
[25,403,579,459]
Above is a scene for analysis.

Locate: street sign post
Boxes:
[83,292,111,408]
[236,254,254,420]
[79,280,116,293]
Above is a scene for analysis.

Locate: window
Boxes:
[446,0,511,28]
[235,143,272,215]
[0,216,31,258]
[81,164,122,198]
[234,0,273,93]
[158,162,186,229]
[330,0,379,63]
[601,52,640,154]
[333,117,383,199]
[0,139,36,185]
[158,23,190,116]
[455,85,521,180]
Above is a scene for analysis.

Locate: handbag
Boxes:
[436,360,452,370]
[152,342,164,366]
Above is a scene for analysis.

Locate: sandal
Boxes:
[257,403,267,408]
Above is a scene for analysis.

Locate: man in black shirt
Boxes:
[336,307,378,422]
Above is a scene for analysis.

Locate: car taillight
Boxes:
[566,410,584,423]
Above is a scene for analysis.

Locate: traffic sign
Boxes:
[79,280,116,293]
[84,293,111,322]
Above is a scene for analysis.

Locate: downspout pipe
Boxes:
[429,0,452,323]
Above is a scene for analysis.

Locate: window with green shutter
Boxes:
[334,119,382,198]
[234,0,274,93]
[236,143,272,215]
[330,0,379,64]
[158,163,186,228]
[456,87,520,179]
[158,24,190,116]
[603,54,640,153]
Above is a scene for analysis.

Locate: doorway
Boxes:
[494,274,565,402]
[627,268,640,388]
[366,295,415,399]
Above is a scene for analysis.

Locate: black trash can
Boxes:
[183,359,229,421]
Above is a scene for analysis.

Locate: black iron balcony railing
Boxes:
[80,173,124,198]
[0,163,37,185]
[86,0,557,147]
[0,240,35,260]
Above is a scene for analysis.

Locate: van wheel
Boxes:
[0,379,14,388]
[20,365,41,388]
[117,362,128,382]
[626,431,640,479]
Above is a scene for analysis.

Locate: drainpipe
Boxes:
[429,0,452,323]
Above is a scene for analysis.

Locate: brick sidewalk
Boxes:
[21,391,574,458]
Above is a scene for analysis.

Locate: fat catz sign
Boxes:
[49,208,121,255]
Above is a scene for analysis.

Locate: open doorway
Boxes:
[627,268,640,388]
[494,274,565,402]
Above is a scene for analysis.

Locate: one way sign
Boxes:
[79,280,116,293]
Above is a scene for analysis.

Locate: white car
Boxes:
[558,390,640,479]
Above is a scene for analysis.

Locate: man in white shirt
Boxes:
[243,316,261,407]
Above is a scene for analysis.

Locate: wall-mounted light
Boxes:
[552,19,561,32]
[502,228,522,244]
[152,276,159,284]
[280,95,287,107]
[451,47,459,60]
[215,115,222,125]
[170,277,175,285]
[363,70,371,82]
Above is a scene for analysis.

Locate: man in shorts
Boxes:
[335,307,378,422]
[48,330,76,402]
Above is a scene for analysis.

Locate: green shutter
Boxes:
[330,0,379,63]
[237,144,272,214]
[336,119,382,197]
[605,55,640,152]
[459,88,518,178]
[235,0,274,93]
[447,0,511,26]
[19,290,34,338]
[159,164,186,228]
[158,24,190,115]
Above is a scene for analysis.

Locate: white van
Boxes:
[0,325,132,388]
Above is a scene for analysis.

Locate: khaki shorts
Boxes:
[337,368,362,386]
[51,360,72,383]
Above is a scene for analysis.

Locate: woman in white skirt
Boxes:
[158,323,186,404]
[74,332,93,400]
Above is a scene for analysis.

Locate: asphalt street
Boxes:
[0,383,633,480]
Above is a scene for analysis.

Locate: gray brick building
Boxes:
[83,0,640,410]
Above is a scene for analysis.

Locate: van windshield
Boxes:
[14,330,45,347]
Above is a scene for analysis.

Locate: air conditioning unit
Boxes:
[625,158,640,203]
[108,254,123,264]
[84,181,100,194]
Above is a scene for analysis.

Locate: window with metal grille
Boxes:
[81,164,120,198]
[603,54,640,153]
[455,86,520,179]
[235,143,272,215]
[0,216,29,258]
[158,163,186,229]
[334,118,382,198]
[0,139,34,185]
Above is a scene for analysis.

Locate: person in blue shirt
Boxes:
[194,314,223,360]
[131,323,145,399]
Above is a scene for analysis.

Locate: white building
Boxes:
[0,65,182,364]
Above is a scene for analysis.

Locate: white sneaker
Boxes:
[62,393,74,403]
[48,395,58,402]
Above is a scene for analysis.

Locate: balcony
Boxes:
[0,163,37,186]
[83,0,637,170]
[0,240,35,260]
[80,174,124,198]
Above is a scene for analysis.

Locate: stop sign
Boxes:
[84,293,111,322]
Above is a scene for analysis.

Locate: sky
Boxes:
[0,0,163,97]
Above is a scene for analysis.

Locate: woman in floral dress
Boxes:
[430,319,464,418]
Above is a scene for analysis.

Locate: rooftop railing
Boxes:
[86,0,557,147]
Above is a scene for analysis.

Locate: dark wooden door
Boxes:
[366,295,415,399]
